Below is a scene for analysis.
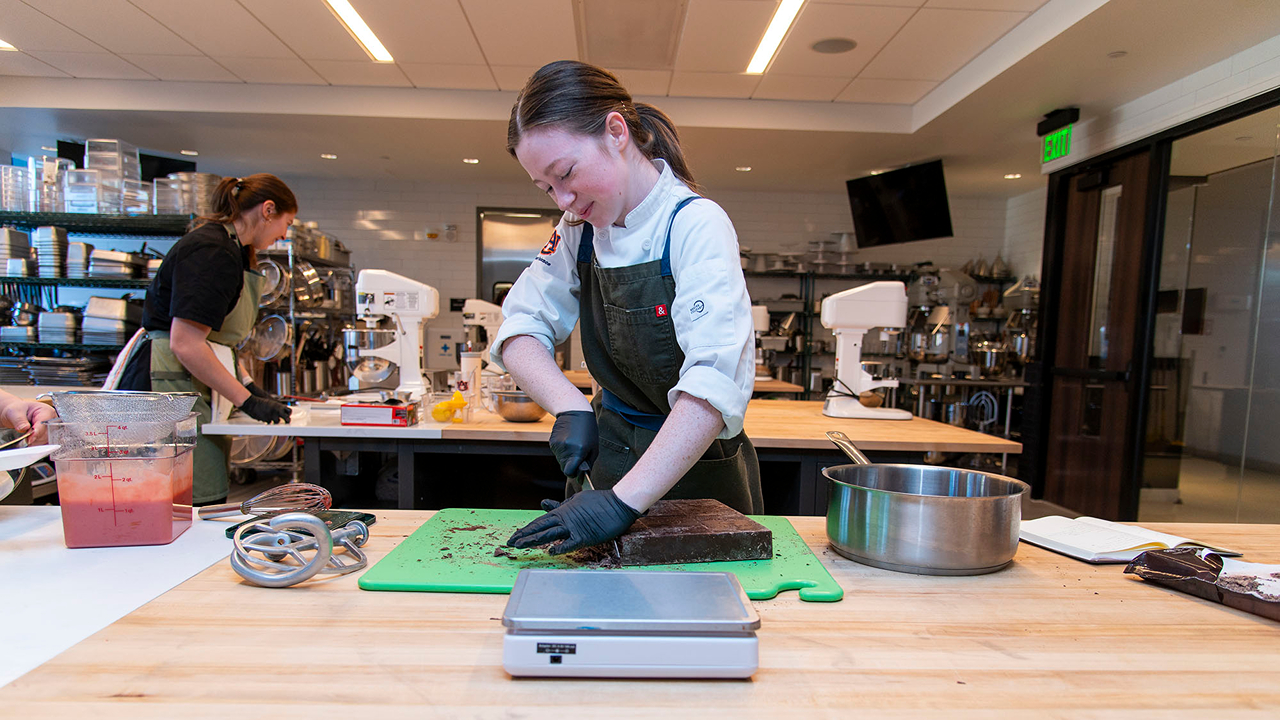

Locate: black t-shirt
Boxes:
[142,223,250,333]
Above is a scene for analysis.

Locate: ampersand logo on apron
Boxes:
[655,304,668,317]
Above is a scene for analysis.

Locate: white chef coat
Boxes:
[491,159,755,438]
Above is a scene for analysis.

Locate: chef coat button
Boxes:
[642,239,652,250]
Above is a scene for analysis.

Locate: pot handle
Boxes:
[826,430,871,465]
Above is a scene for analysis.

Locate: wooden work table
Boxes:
[205,400,1018,514]
[563,369,805,394]
[3,512,1277,717]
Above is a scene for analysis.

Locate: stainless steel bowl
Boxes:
[490,390,547,423]
[824,431,1028,575]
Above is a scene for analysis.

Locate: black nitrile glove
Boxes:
[549,410,598,477]
[507,489,641,554]
[244,381,273,400]
[239,394,292,424]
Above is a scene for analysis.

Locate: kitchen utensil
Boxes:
[344,328,397,382]
[969,337,1008,377]
[229,434,274,465]
[502,569,760,679]
[491,390,547,422]
[47,413,198,548]
[230,512,370,588]
[0,430,34,452]
[251,315,292,362]
[263,434,296,462]
[257,258,288,306]
[84,296,142,324]
[357,507,843,601]
[823,431,1028,575]
[292,262,323,307]
[198,482,333,519]
[991,255,1009,277]
[11,301,40,326]
[49,390,200,426]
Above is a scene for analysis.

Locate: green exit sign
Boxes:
[1043,125,1072,163]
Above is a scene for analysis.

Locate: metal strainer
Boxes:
[48,391,200,425]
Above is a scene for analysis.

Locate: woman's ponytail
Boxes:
[194,173,297,230]
[634,102,702,194]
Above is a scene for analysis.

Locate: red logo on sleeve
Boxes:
[540,229,562,255]
[655,304,668,317]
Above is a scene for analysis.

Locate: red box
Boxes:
[340,402,418,427]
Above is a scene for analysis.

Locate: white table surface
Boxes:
[202,408,448,438]
[0,506,233,688]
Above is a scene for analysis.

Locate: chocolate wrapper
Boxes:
[1125,547,1280,622]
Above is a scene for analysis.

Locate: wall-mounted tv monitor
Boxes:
[845,159,953,248]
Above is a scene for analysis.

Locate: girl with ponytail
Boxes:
[496,60,762,555]
[115,173,298,505]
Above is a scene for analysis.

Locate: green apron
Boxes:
[150,223,263,503]
[574,197,763,514]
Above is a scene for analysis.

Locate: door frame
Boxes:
[1030,86,1280,519]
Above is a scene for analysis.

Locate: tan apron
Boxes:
[150,224,263,503]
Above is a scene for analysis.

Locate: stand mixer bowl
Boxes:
[344,329,397,383]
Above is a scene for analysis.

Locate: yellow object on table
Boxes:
[431,391,468,423]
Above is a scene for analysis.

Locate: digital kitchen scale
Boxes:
[501,569,761,679]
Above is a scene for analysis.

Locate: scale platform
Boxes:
[501,569,761,679]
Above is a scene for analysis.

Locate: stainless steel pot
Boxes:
[824,431,1028,575]
[969,338,1008,377]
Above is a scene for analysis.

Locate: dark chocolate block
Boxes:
[616,498,773,566]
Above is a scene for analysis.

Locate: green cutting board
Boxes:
[358,508,843,602]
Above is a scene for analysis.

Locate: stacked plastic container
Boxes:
[28,156,73,212]
[64,139,142,214]
[1,165,32,211]
[156,172,220,215]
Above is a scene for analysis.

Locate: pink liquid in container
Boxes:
[48,412,198,548]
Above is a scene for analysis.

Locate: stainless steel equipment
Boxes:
[479,209,561,304]
[969,337,1008,377]
[198,482,332,519]
[824,431,1028,575]
[352,270,439,398]
[344,328,397,383]
[491,390,547,422]
[230,512,369,588]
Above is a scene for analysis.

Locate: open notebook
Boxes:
[1019,515,1243,563]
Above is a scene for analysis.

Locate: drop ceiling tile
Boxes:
[0,51,71,77]
[27,0,199,55]
[460,0,576,67]
[215,57,327,85]
[835,77,936,103]
[24,51,154,80]
[676,0,778,73]
[859,8,1025,81]
[490,65,540,92]
[669,71,762,98]
[925,0,1047,10]
[128,0,295,59]
[236,0,367,61]
[751,73,849,101]
[766,3,916,77]
[0,0,102,52]
[610,68,672,96]
[307,59,412,87]
[121,54,240,82]
[358,0,487,65]
[400,63,497,90]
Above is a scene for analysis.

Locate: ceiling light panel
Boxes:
[747,0,806,74]
[461,0,576,68]
[0,39,15,51]
[765,4,914,77]
[579,0,685,71]
[29,0,199,55]
[128,0,294,59]
[676,0,778,74]
[323,0,394,62]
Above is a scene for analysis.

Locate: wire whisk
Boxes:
[198,482,332,519]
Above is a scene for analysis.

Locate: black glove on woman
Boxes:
[549,410,599,477]
[239,395,292,424]
[244,381,273,400]
[507,489,641,554]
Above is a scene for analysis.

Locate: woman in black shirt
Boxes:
[118,174,296,504]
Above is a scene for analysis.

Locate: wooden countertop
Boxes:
[564,369,805,394]
[445,399,1020,453]
[4,513,1277,716]
[207,399,1018,453]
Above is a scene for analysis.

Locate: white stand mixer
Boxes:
[820,281,912,420]
[352,269,439,399]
